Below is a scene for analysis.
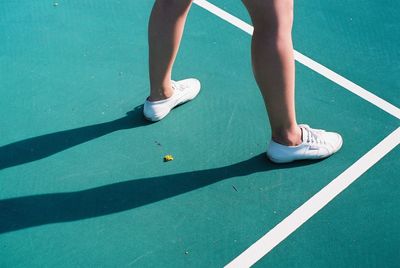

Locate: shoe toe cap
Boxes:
[325,132,343,153]
[188,78,201,95]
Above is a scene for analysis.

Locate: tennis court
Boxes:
[1,0,399,267]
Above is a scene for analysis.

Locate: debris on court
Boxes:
[155,141,162,146]
[163,154,174,162]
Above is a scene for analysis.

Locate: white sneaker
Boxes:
[266,124,343,163]
[143,78,201,122]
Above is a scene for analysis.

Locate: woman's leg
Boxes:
[242,0,301,146]
[148,0,193,101]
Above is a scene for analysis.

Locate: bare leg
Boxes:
[148,0,193,101]
[242,0,301,146]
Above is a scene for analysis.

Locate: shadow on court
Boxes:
[0,105,149,171]
[0,154,318,234]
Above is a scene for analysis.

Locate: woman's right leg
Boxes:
[242,0,301,146]
[243,0,342,163]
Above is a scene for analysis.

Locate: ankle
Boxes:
[272,126,302,146]
[148,86,173,102]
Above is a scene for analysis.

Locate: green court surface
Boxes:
[1,1,399,267]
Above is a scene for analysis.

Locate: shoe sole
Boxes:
[267,135,343,164]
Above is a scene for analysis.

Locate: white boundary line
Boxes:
[193,0,400,120]
[192,0,400,266]
[226,127,400,267]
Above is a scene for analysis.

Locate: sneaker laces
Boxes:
[301,125,326,145]
[171,81,185,92]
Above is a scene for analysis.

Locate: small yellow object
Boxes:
[164,154,174,162]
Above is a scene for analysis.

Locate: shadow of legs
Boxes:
[0,105,149,170]
[0,154,318,234]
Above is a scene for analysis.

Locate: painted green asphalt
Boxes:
[255,147,400,268]
[293,0,400,107]
[1,1,399,267]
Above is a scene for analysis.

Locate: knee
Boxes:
[242,0,293,15]
[242,0,293,35]
[154,0,193,9]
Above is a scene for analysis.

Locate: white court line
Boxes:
[226,127,400,267]
[194,0,400,120]
[192,0,400,266]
